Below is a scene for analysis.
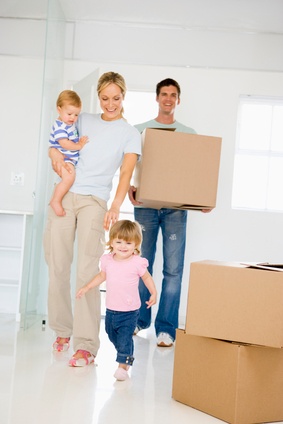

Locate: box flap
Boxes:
[241,262,283,272]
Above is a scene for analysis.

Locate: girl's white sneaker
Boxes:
[114,367,129,381]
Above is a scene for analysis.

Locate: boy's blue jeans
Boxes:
[105,309,139,366]
[134,207,187,341]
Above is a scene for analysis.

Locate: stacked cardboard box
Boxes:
[172,260,283,424]
[133,128,222,210]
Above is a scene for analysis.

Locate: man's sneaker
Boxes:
[133,326,141,335]
[157,332,174,347]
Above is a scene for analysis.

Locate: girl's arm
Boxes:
[141,270,157,308]
[104,153,138,230]
[76,270,106,298]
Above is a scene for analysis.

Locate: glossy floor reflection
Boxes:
[0,314,224,424]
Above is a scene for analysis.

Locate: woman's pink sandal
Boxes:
[53,337,70,352]
[68,349,95,367]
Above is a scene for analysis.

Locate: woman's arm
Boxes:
[103,153,138,230]
[49,148,74,178]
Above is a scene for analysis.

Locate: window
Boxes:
[232,95,283,211]
[108,90,156,217]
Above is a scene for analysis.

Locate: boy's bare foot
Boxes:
[50,199,66,216]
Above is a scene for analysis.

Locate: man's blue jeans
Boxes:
[134,207,187,341]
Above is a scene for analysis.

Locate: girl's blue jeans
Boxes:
[105,309,139,366]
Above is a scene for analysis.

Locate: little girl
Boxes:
[76,220,157,381]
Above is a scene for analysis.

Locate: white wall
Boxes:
[0,56,44,212]
[64,21,283,72]
[64,61,283,324]
[0,2,66,320]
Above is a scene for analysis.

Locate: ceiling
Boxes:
[1,0,283,35]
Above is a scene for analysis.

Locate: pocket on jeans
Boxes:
[85,220,105,258]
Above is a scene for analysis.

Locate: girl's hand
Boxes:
[146,293,157,308]
[76,287,87,299]
[104,206,120,231]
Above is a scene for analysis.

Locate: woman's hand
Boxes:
[49,148,74,178]
[103,206,120,231]
[104,153,139,231]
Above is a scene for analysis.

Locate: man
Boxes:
[129,78,210,347]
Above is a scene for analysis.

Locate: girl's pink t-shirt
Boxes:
[100,253,149,312]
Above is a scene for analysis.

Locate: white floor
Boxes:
[2,310,283,424]
[0,315,235,424]
[0,313,224,424]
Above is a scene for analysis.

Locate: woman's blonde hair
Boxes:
[97,71,126,117]
[56,90,82,108]
[106,220,142,255]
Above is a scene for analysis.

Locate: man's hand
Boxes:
[128,185,143,206]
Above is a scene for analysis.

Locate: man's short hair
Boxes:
[156,78,181,97]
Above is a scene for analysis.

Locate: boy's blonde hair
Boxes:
[56,90,82,108]
[106,220,142,255]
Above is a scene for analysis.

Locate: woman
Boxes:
[44,72,141,366]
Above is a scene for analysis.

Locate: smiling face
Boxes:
[110,238,136,260]
[99,83,124,121]
[156,85,180,116]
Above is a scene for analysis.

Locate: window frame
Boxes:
[232,95,283,212]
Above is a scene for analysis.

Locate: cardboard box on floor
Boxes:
[185,260,283,348]
[172,330,283,424]
[134,128,222,210]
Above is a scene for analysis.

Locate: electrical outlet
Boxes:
[10,172,25,186]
